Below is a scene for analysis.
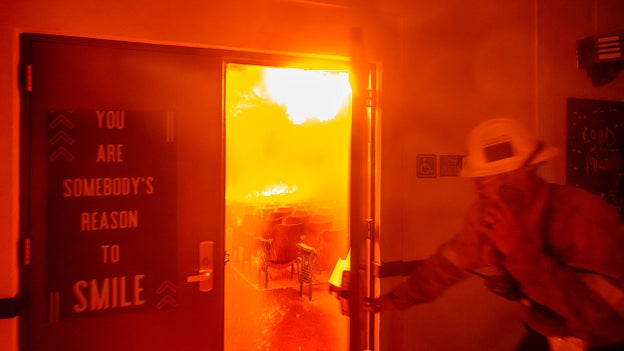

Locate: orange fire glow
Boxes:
[225,63,350,351]
[225,63,351,207]
[264,68,351,124]
[246,181,298,199]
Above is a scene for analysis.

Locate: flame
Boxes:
[264,68,351,124]
[225,63,350,208]
[246,181,298,199]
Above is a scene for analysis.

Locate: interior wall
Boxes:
[537,0,624,183]
[379,2,537,350]
[1,1,623,351]
[378,1,624,350]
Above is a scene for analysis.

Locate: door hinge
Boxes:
[25,64,32,92]
[366,89,375,108]
[24,237,31,265]
[365,219,373,239]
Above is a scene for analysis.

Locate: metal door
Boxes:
[19,34,225,351]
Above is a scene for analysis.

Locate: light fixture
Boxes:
[577,29,624,86]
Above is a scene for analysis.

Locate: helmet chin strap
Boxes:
[520,141,544,169]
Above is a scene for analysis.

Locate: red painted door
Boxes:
[20,34,225,351]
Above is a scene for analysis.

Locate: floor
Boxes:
[224,260,349,351]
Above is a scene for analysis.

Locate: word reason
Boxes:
[81,210,138,231]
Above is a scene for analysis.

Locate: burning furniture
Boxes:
[257,223,305,287]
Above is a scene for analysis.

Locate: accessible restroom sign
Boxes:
[45,109,177,321]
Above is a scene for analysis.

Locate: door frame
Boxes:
[348,28,379,351]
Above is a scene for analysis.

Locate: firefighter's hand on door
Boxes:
[364,294,396,313]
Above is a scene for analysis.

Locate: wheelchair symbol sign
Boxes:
[416,154,437,178]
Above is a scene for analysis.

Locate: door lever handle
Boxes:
[187,241,213,292]
[187,271,212,282]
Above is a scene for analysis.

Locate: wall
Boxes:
[378,1,624,350]
[1,0,623,351]
[537,0,624,183]
[379,2,537,350]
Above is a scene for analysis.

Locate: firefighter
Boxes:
[368,118,624,351]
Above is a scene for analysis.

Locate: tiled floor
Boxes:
[224,263,348,351]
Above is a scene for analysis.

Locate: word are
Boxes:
[81,210,138,231]
[63,177,154,197]
[96,144,124,163]
[72,274,145,313]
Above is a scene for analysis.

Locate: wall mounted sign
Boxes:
[439,155,464,177]
[416,154,437,178]
[45,109,177,321]
[567,97,624,218]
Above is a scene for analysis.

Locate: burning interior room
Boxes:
[223,63,352,350]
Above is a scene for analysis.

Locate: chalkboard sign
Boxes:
[566,98,624,217]
[46,109,177,321]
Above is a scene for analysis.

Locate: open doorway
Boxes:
[224,62,351,350]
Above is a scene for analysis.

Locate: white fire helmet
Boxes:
[460,118,559,178]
